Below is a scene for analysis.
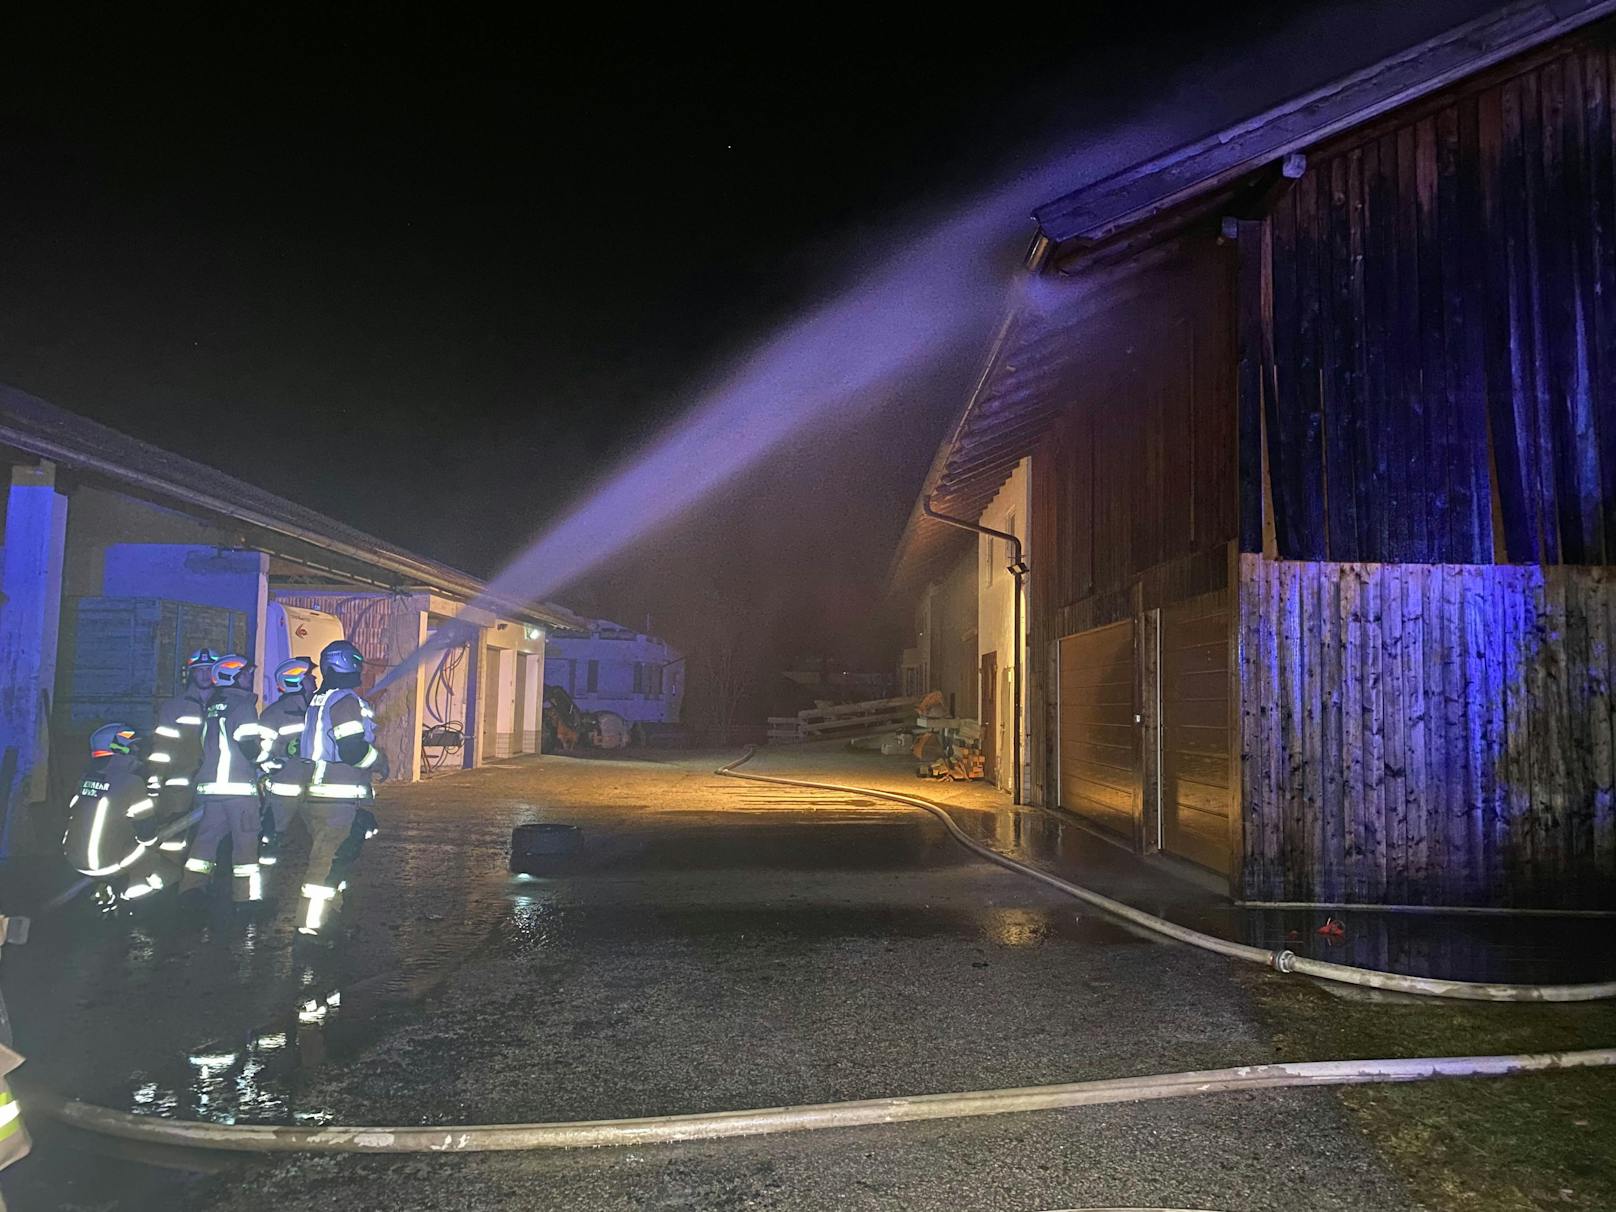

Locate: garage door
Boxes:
[1057,620,1139,841]
[1160,591,1232,874]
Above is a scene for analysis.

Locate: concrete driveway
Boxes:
[0,748,1411,1212]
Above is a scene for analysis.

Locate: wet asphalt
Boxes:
[0,749,1414,1211]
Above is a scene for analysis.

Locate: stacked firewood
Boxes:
[918,741,985,781]
[910,694,985,780]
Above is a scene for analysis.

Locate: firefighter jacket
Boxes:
[196,686,270,797]
[258,692,314,794]
[304,688,388,800]
[62,752,155,876]
[0,914,28,1171]
[0,1060,27,1170]
[148,688,210,792]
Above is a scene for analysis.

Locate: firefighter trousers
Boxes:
[263,790,301,838]
[260,789,303,868]
[155,777,197,820]
[124,845,184,902]
[180,794,262,902]
[296,798,362,935]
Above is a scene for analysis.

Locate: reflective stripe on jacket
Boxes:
[197,687,270,796]
[258,692,313,793]
[304,688,382,799]
[62,754,151,875]
[149,690,209,784]
[0,1044,30,1169]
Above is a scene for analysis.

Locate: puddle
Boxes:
[113,963,369,1128]
[490,883,1143,955]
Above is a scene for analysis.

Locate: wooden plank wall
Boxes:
[1029,239,1238,805]
[1160,587,1234,873]
[1036,246,1238,610]
[1252,33,1616,566]
[1238,555,1616,907]
[1057,621,1140,842]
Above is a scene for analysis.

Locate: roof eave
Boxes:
[0,396,579,632]
[884,235,1051,597]
[1034,0,1616,245]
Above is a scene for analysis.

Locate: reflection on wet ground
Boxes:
[9,768,1613,1136]
[2,749,1612,1211]
[2,788,1157,1139]
[129,973,350,1128]
[2,803,532,1149]
[495,889,1139,955]
[943,801,1616,984]
[9,904,383,1130]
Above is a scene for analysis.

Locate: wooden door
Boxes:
[1160,590,1232,873]
[979,651,997,782]
[1058,621,1139,840]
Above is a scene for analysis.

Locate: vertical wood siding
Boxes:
[1252,36,1616,565]
[1238,555,1616,906]
[1035,246,1238,611]
[1057,620,1140,842]
[1160,588,1234,873]
[1029,241,1238,805]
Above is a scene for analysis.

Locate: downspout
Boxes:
[922,498,1026,804]
[901,236,1047,802]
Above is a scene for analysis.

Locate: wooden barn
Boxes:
[889,0,1616,908]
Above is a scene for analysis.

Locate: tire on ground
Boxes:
[509,823,582,873]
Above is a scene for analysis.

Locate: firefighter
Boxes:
[296,640,387,940]
[149,648,218,823]
[179,654,272,909]
[0,913,31,1184]
[61,724,178,910]
[256,656,318,865]
[0,1042,28,1186]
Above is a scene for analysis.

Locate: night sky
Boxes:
[1,3,1503,682]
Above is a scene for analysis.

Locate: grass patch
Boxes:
[1245,971,1616,1211]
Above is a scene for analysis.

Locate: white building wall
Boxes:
[520,650,543,753]
[493,646,517,757]
[978,458,1030,798]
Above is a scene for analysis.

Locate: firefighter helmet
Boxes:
[319,640,364,683]
[185,647,220,688]
[89,723,139,757]
[275,657,316,694]
[212,653,253,688]
[185,647,221,672]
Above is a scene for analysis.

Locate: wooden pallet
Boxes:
[766,697,919,743]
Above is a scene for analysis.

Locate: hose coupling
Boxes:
[1273,949,1297,973]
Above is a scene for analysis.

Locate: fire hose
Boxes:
[5,753,1613,1157]
[715,751,1616,1002]
[16,1049,1616,1153]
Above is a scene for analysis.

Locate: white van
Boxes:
[262,602,345,681]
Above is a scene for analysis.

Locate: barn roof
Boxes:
[0,383,584,632]
[1034,0,1616,245]
[889,0,1616,598]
